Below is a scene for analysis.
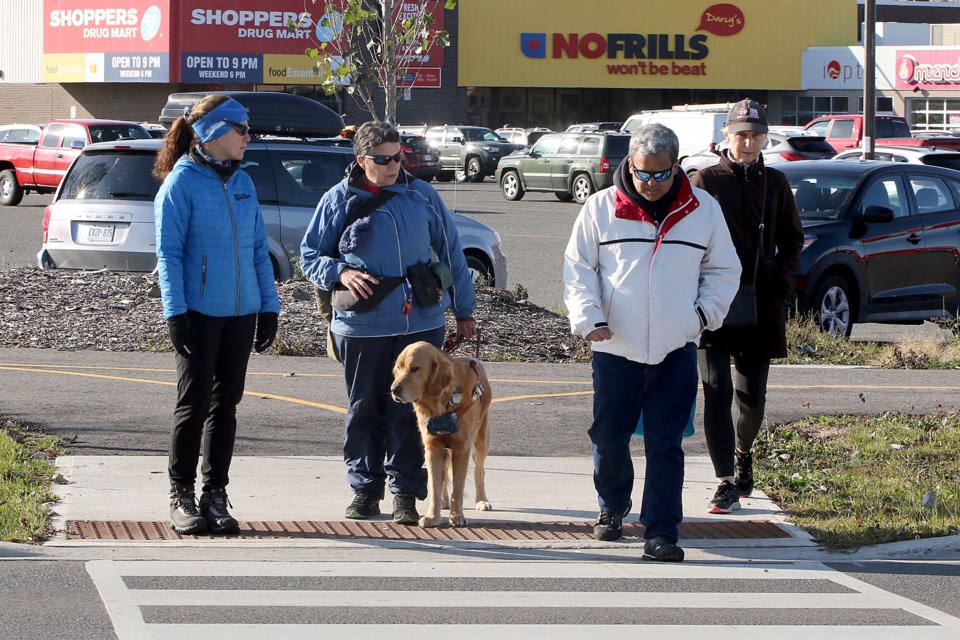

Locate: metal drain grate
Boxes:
[64,520,791,542]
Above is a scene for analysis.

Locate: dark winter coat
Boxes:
[690,152,804,358]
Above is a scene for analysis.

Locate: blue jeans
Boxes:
[589,343,698,542]
[334,327,445,500]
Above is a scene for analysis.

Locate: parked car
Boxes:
[424,125,519,183]
[833,145,960,170]
[495,127,553,148]
[801,114,960,153]
[495,131,630,204]
[400,133,441,181]
[622,108,728,159]
[37,139,508,288]
[778,160,960,337]
[565,122,622,133]
[681,132,835,176]
[0,119,151,206]
[396,124,429,136]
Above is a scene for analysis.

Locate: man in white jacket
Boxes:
[563,123,740,562]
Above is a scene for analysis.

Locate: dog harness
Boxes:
[444,359,484,418]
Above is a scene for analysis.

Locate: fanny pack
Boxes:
[407,262,441,307]
[330,276,405,313]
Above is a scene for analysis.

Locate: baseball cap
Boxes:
[726,99,768,134]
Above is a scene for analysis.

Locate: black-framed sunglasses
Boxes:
[631,164,675,183]
[364,152,403,166]
[223,120,250,137]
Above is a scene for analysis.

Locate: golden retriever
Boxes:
[391,341,492,527]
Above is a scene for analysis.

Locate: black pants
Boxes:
[333,327,445,500]
[698,347,770,479]
[168,311,256,493]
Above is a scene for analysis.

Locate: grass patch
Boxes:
[0,420,65,543]
[755,411,960,550]
[779,313,886,365]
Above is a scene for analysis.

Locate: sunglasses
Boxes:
[223,120,250,137]
[631,164,675,183]
[364,152,403,166]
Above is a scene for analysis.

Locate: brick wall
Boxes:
[0,83,179,125]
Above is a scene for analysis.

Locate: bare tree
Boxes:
[290,0,456,123]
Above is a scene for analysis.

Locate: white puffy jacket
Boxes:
[563,175,741,365]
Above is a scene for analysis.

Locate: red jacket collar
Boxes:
[615,171,699,238]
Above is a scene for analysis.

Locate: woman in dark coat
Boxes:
[690,99,804,515]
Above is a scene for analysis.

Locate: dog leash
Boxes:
[443,327,482,359]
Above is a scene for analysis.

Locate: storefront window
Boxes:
[499,89,526,129]
[781,95,848,126]
[528,89,554,128]
[466,88,492,126]
[908,98,960,131]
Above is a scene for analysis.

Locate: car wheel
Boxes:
[467,157,484,183]
[572,174,594,204]
[436,171,454,183]
[812,275,854,338]
[466,252,494,286]
[0,169,24,207]
[500,171,525,201]
[555,192,574,202]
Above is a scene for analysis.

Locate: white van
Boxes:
[621,107,729,159]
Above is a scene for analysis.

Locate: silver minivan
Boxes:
[37,139,508,287]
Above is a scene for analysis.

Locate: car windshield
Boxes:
[88,125,152,142]
[787,171,859,221]
[787,137,836,153]
[60,151,160,201]
[461,128,506,143]
[605,136,630,158]
[401,134,430,152]
[920,155,960,171]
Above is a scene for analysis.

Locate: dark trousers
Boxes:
[334,327,445,500]
[698,347,771,478]
[589,344,697,542]
[168,311,256,493]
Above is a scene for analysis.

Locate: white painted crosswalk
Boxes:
[86,559,960,639]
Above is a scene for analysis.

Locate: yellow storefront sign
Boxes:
[459,0,857,89]
[43,53,88,82]
[262,54,350,86]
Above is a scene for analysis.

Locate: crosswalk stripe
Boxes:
[131,589,891,609]
[85,559,960,640]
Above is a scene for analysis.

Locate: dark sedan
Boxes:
[779,160,960,337]
[400,133,441,181]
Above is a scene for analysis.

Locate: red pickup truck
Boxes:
[0,119,150,206]
[802,114,960,154]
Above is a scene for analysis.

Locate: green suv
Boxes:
[495,132,630,204]
[425,125,519,183]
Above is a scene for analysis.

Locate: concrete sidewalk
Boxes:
[48,454,812,550]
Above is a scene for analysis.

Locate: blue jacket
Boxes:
[155,154,280,320]
[300,167,476,338]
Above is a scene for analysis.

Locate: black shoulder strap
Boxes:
[335,189,397,249]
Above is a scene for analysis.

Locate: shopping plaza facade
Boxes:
[2,0,960,131]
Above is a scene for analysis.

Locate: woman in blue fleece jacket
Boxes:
[153,95,280,536]
[300,121,477,525]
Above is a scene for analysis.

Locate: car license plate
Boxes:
[84,223,116,243]
[423,154,435,161]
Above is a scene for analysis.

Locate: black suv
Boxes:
[424,125,518,183]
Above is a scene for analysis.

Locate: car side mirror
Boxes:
[70,140,84,149]
[451,136,463,144]
[528,149,540,158]
[860,205,895,223]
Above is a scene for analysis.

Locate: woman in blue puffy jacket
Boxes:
[153,95,280,536]
[301,121,477,525]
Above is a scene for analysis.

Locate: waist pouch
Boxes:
[407,262,441,307]
[330,275,404,313]
[427,413,460,435]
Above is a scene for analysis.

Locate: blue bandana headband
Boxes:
[185,98,249,143]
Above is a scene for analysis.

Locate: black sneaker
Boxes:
[199,488,240,535]
[169,487,208,535]
[708,480,741,514]
[345,491,381,519]
[735,450,754,497]
[642,536,685,562]
[392,493,419,524]
[593,501,631,541]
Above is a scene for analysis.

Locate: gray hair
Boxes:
[628,123,680,164]
[353,121,400,158]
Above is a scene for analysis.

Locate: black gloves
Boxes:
[255,312,278,353]
[167,313,195,358]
